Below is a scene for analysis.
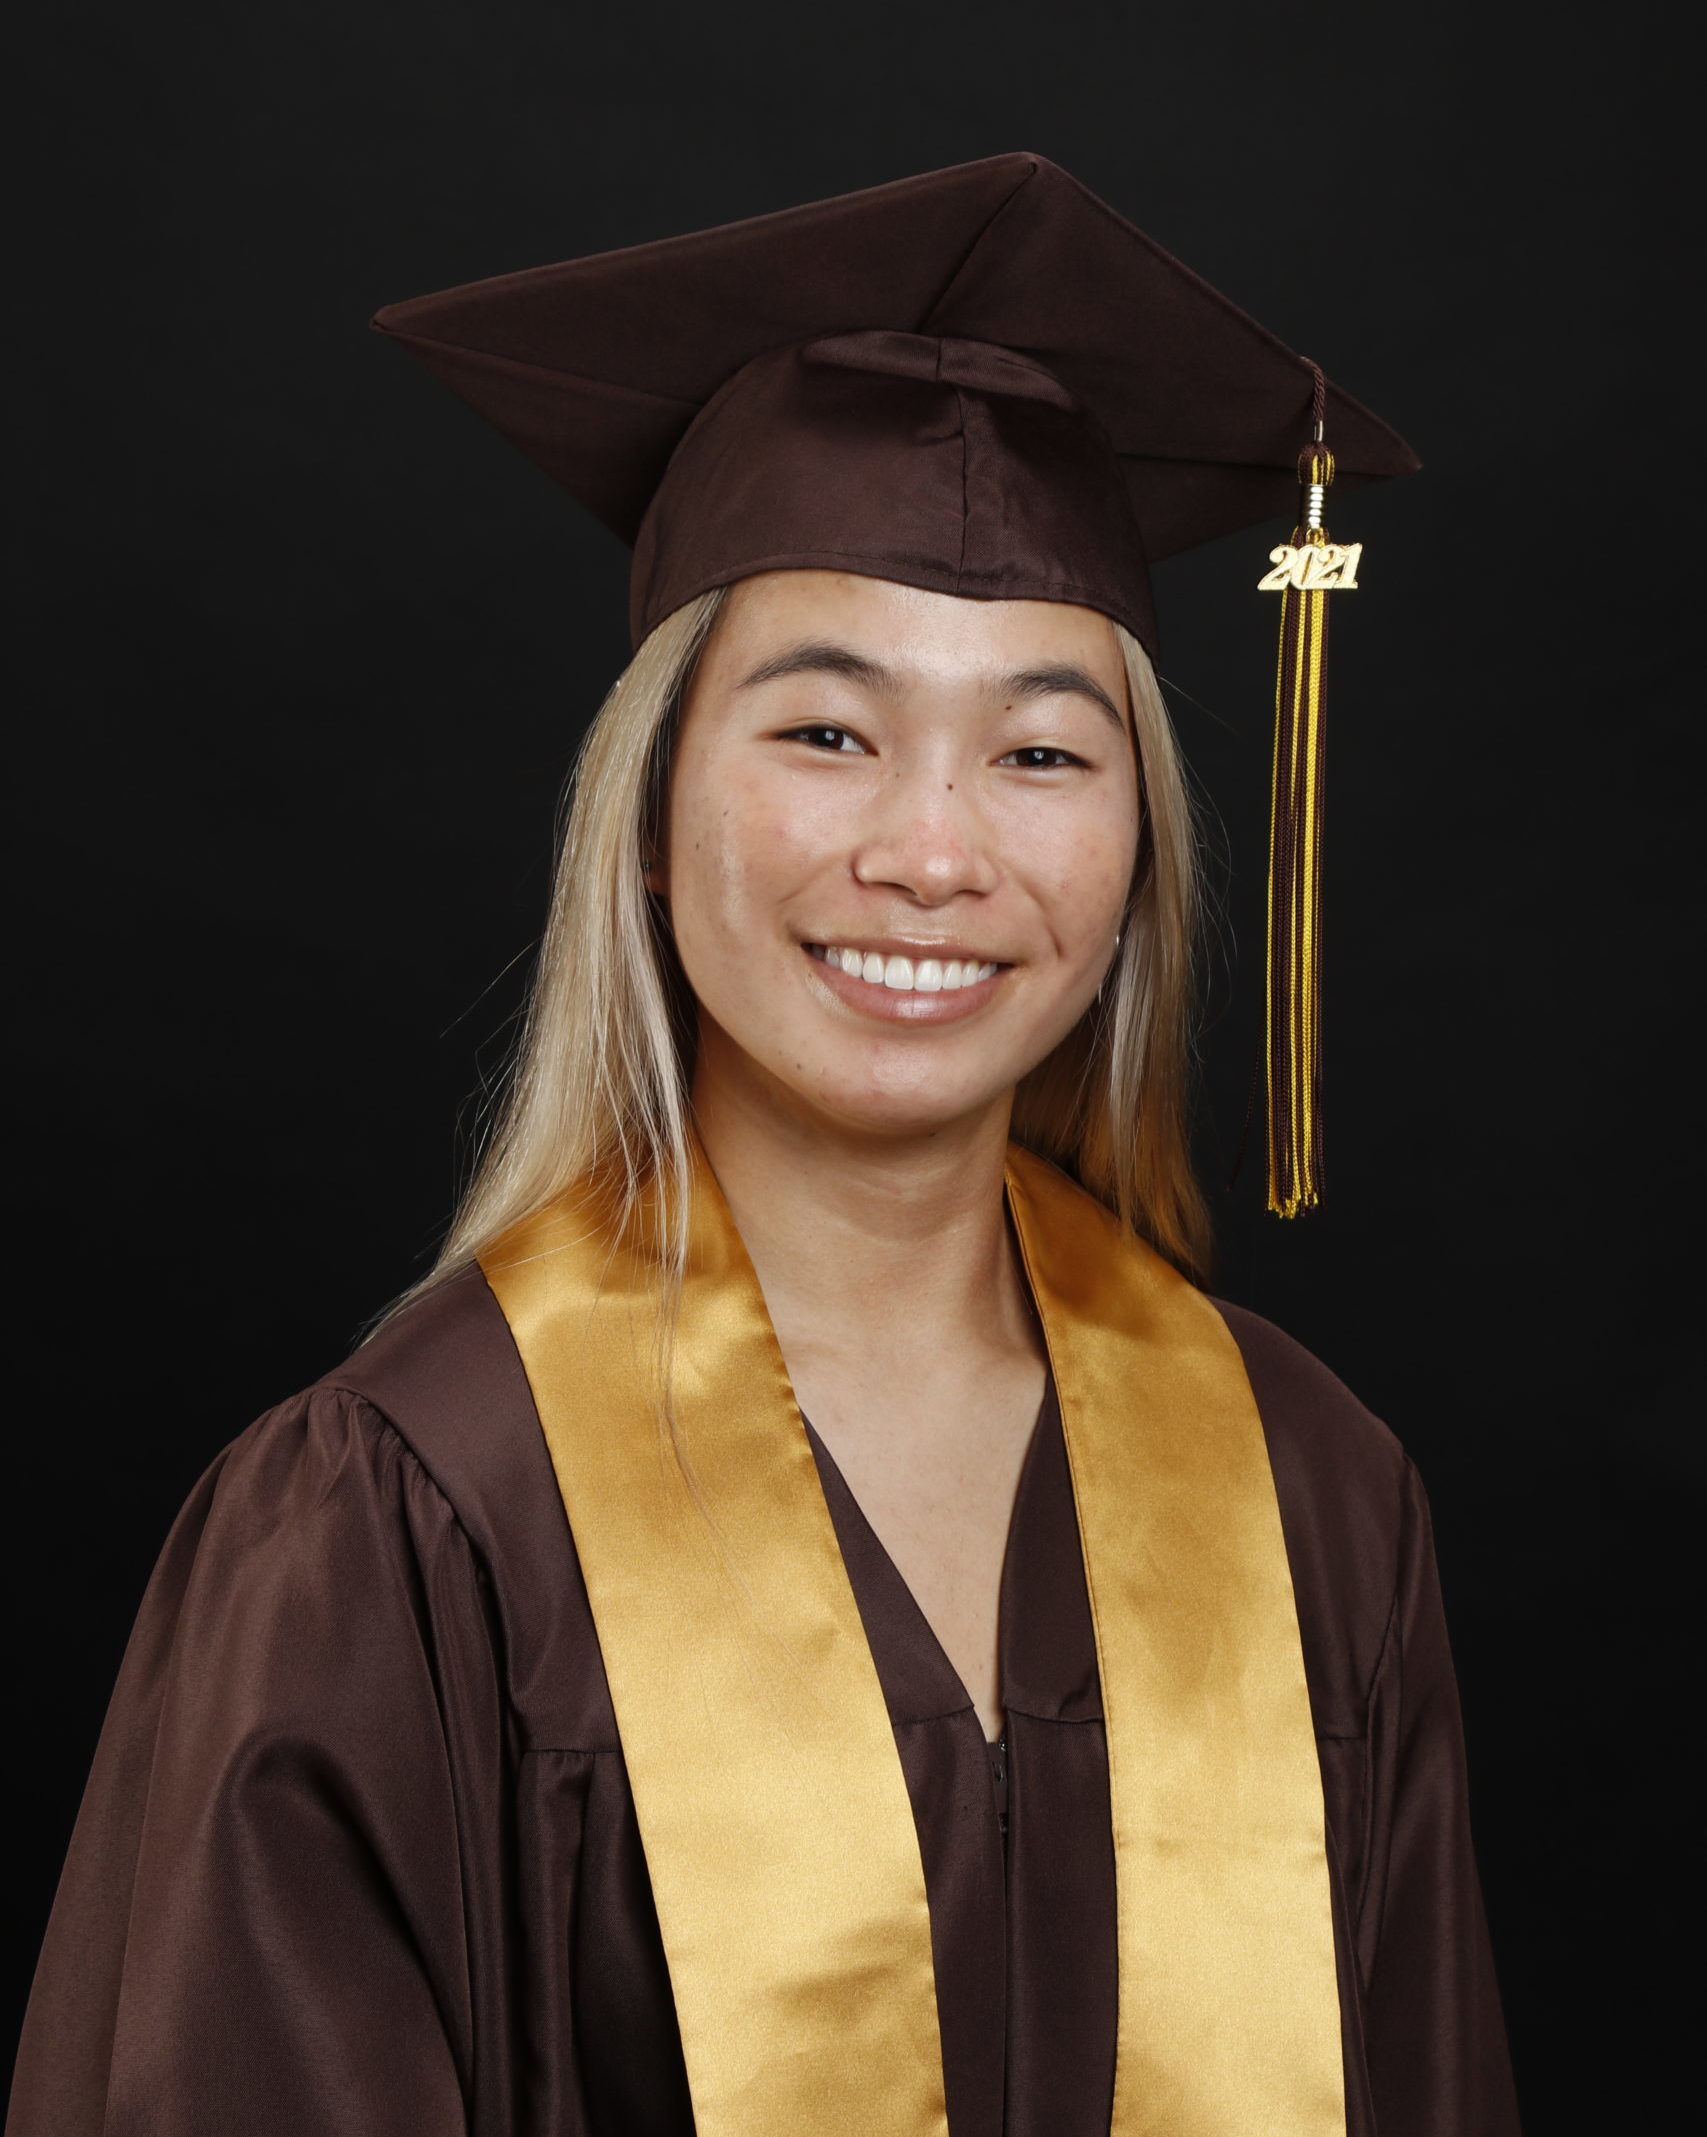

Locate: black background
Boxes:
[12,2,1697,2126]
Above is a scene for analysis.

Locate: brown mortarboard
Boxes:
[373,152,1420,1215]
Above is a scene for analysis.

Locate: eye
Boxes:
[1000,744,1086,770]
[780,723,867,754]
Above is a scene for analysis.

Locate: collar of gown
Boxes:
[804,1378,1104,1732]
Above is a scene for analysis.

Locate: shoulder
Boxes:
[148,1269,608,1751]
[313,1263,614,1748]
[318,1262,558,1568]
[191,1267,539,1582]
[1210,1295,1407,1507]
[103,1375,496,1788]
[1209,1296,1412,1732]
[194,1374,462,1586]
[160,1267,609,1749]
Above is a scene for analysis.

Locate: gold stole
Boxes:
[480,1144,1343,2137]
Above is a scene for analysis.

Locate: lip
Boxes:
[801,941,1007,1024]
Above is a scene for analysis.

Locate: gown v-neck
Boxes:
[800,1373,1118,2135]
[800,1378,1050,1750]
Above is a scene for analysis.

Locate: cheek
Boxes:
[1014,795,1141,957]
[668,761,830,957]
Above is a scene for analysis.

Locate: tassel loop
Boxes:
[1300,443,1334,532]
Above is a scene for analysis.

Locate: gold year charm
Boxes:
[1257,541,1363,593]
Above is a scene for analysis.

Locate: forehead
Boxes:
[701,569,1127,691]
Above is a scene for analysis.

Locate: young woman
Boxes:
[8,155,1520,2137]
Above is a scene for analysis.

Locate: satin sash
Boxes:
[480,1144,1343,2137]
[1004,1149,1343,2136]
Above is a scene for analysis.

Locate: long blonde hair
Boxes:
[402,581,1210,1315]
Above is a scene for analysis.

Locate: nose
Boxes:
[849,763,1000,905]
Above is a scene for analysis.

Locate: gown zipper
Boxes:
[988,1730,1009,1845]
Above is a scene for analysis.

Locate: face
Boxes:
[652,570,1141,1142]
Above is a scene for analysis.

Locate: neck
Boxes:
[689,1032,1037,1379]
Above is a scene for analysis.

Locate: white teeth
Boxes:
[814,946,999,993]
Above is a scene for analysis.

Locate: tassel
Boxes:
[1257,366,1361,1216]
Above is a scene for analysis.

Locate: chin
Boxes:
[829,1094,990,1139]
[778,1053,1025,1143]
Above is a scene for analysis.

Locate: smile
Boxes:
[805,944,1002,993]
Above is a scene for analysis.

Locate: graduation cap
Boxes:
[372,151,1420,1217]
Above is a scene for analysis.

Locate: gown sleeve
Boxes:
[7,1385,508,2137]
[1360,1456,1522,2136]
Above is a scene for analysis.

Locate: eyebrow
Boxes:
[736,641,1127,730]
[1000,661,1126,731]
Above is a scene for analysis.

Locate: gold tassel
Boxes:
[1257,373,1362,1216]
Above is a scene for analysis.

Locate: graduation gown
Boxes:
[7,1265,1519,2137]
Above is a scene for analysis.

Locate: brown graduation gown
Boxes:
[7,1267,1520,2136]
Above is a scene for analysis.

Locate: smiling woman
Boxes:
[674,580,1203,1370]
[10,157,1519,2137]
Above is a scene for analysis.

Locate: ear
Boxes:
[642,848,668,898]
